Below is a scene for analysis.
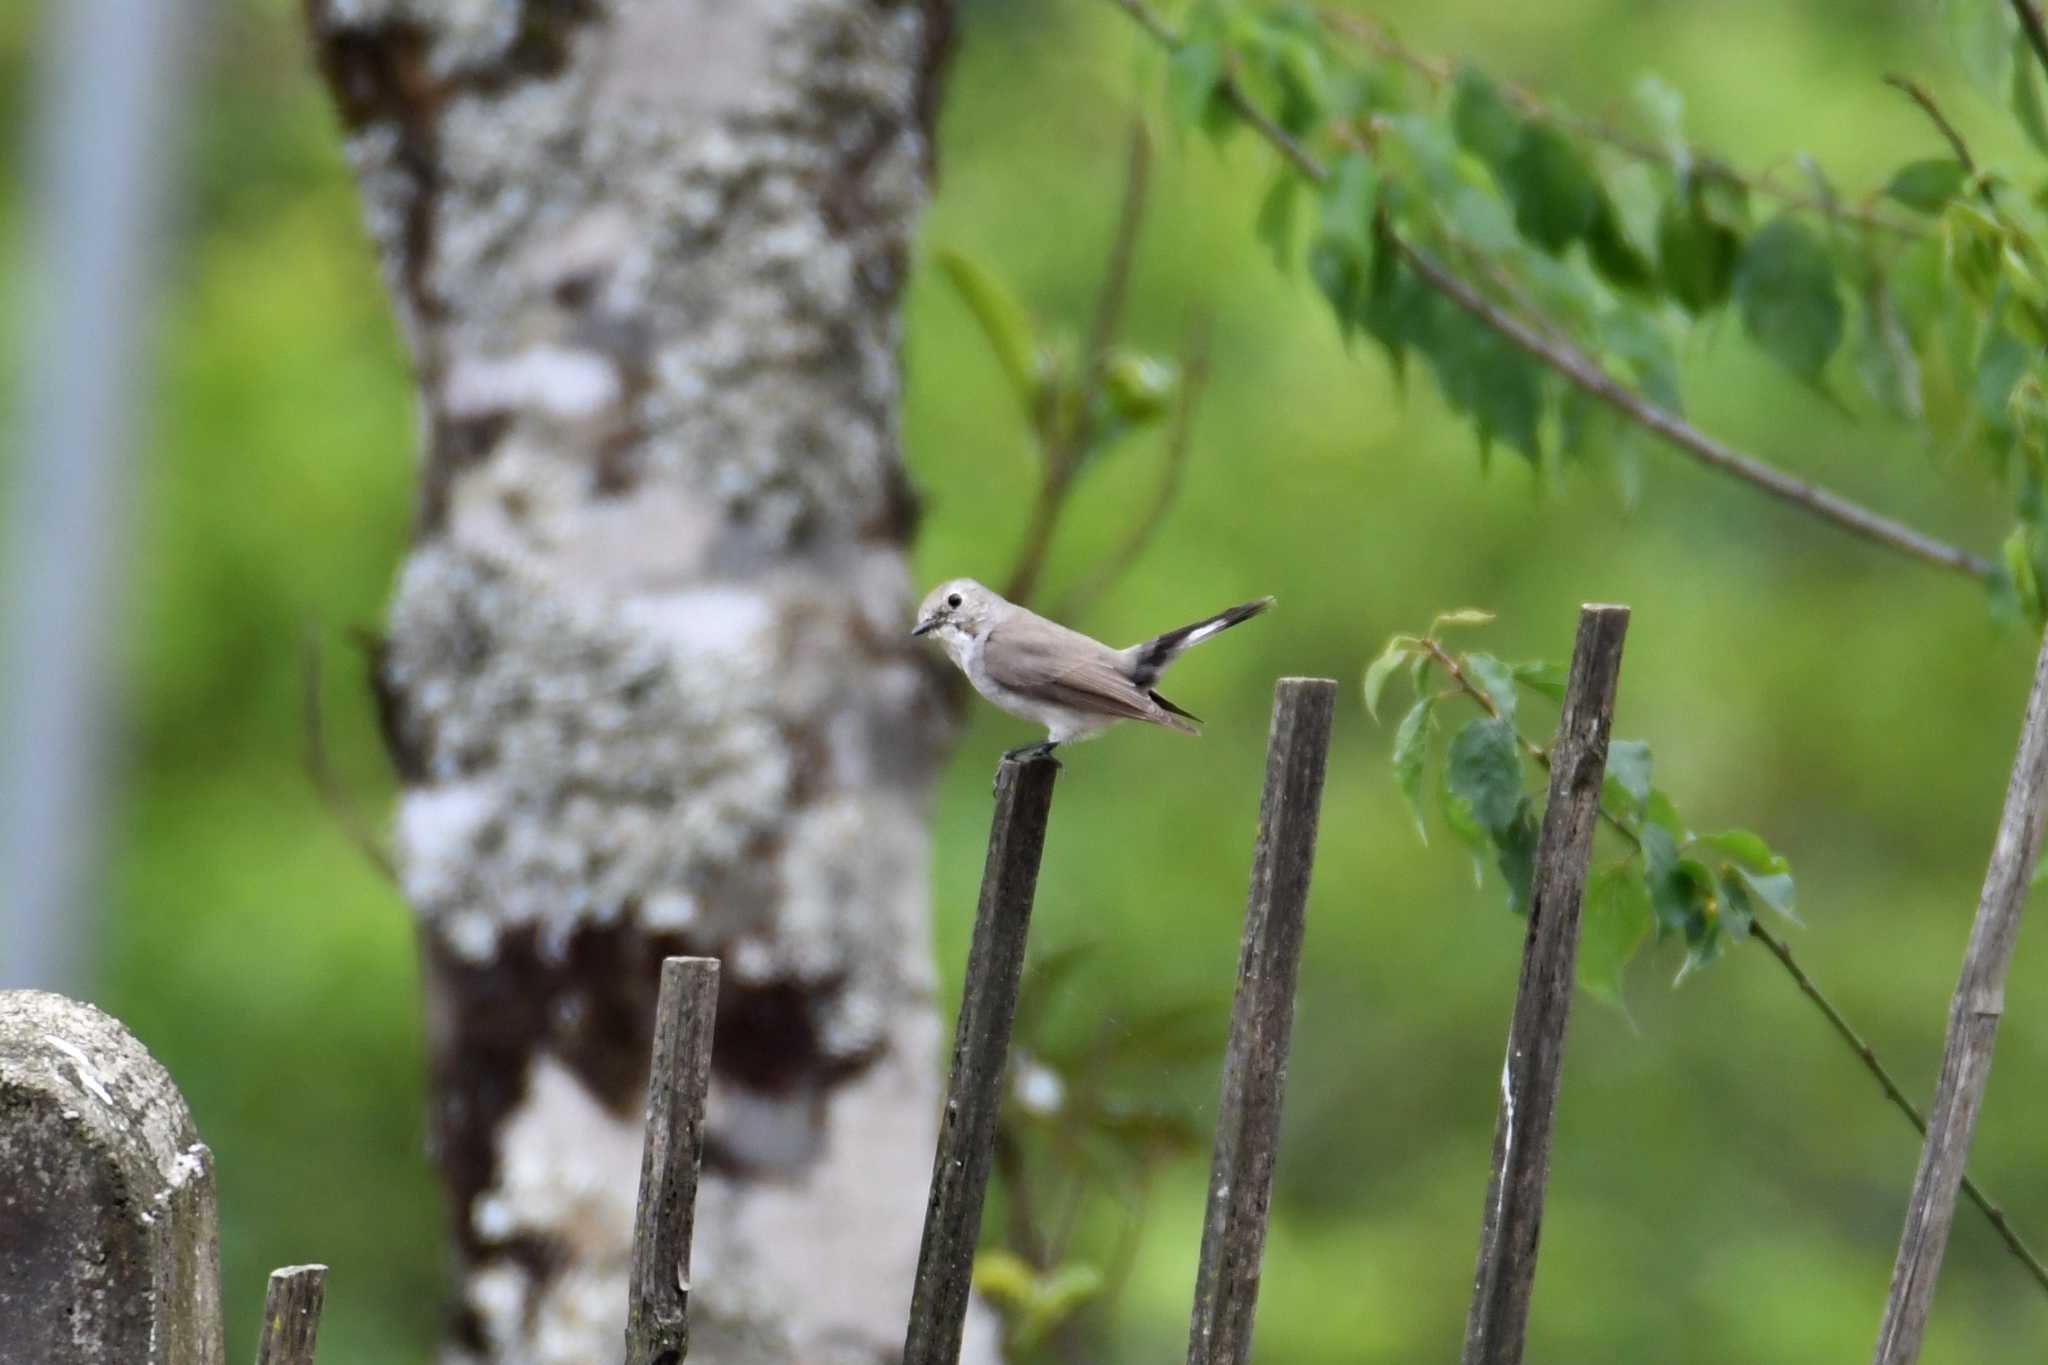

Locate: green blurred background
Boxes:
[4,0,2047,1359]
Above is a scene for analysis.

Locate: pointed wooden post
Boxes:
[1872,625,2048,1365]
[903,754,1060,1365]
[1186,677,1336,1365]
[626,957,721,1365]
[1461,604,1630,1365]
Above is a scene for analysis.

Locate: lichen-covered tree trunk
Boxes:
[302,3,983,1361]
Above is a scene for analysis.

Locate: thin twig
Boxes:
[1051,315,1213,621]
[301,626,398,883]
[1883,74,1978,176]
[1752,921,2048,1296]
[1394,240,1993,578]
[2015,0,2048,85]
[1007,121,1153,607]
[1426,637,2048,1297]
[1322,10,1925,240]
[1101,0,1995,581]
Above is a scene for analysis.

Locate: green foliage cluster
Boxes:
[1366,610,1797,1004]
[1156,0,2048,614]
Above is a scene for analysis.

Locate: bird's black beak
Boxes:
[911,616,939,638]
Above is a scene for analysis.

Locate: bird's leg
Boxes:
[994,740,1060,795]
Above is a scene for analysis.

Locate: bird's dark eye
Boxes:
[947,593,962,609]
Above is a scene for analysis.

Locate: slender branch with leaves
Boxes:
[1102,0,2048,601]
[1366,610,2048,1295]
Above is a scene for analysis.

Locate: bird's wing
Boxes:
[983,615,1194,731]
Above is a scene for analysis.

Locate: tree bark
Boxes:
[302,3,978,1361]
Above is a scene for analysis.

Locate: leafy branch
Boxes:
[1367,611,2048,1294]
[1106,0,2031,588]
[1321,10,1928,241]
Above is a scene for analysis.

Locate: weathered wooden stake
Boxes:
[903,753,1060,1365]
[1872,625,2048,1365]
[625,956,721,1365]
[253,1264,327,1365]
[1186,677,1337,1365]
[1461,604,1630,1365]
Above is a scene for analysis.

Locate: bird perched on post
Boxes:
[912,578,1273,760]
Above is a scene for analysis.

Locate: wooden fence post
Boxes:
[1460,604,1630,1365]
[254,1264,328,1365]
[903,753,1060,1365]
[625,956,721,1365]
[1871,625,2048,1365]
[0,989,226,1364]
[1186,677,1337,1365]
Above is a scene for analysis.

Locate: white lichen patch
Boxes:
[44,1035,113,1107]
[446,346,621,421]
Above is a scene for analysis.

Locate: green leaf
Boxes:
[1364,636,1416,720]
[1512,659,1567,700]
[1733,867,1798,922]
[1502,123,1601,252]
[1588,198,1656,291]
[1310,237,1370,341]
[935,250,1042,414]
[1495,800,1541,913]
[1644,786,1686,838]
[1256,172,1300,273]
[1656,189,1742,314]
[1168,41,1228,129]
[1642,824,1709,942]
[1013,1262,1107,1350]
[2016,48,2048,156]
[1440,780,1489,859]
[1579,863,1652,1008]
[1393,696,1436,842]
[1600,310,1683,413]
[1431,607,1496,631]
[1446,717,1524,835]
[2008,523,2046,621]
[1884,158,1969,214]
[1632,74,1688,170]
[1464,652,1519,724]
[973,1249,1039,1310]
[1321,153,1381,255]
[1719,868,1757,943]
[1734,216,1845,383]
[1450,64,1522,172]
[1696,828,1787,872]
[1975,328,2031,429]
[1604,738,1653,814]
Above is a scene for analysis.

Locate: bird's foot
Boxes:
[994,742,1060,794]
[1002,741,1060,763]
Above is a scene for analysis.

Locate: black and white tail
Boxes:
[1125,596,1274,689]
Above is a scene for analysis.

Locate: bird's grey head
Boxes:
[912,578,1004,650]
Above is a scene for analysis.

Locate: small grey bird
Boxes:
[912,578,1273,760]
